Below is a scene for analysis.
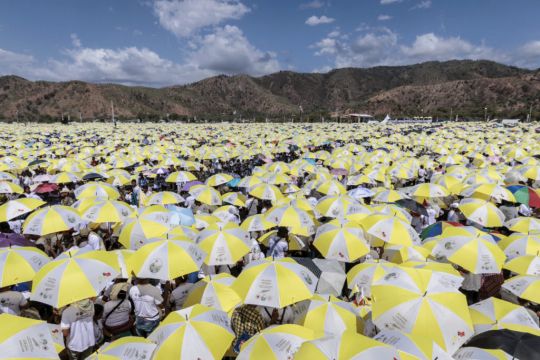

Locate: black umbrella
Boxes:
[394,199,428,216]
[83,172,105,181]
[465,330,540,360]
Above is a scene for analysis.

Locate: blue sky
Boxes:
[0,0,539,86]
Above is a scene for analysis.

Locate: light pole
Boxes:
[484,107,488,122]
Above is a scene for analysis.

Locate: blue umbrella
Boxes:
[166,205,195,226]
[227,178,241,187]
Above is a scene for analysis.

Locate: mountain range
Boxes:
[0,60,538,121]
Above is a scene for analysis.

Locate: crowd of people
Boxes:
[0,122,539,359]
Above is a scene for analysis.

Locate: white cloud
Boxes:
[189,25,280,75]
[70,33,81,48]
[153,0,249,37]
[0,48,36,76]
[400,33,496,62]
[300,1,324,9]
[377,14,392,21]
[412,0,432,9]
[515,40,540,68]
[305,15,335,26]
[311,28,514,69]
[380,0,402,4]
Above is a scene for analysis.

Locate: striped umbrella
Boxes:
[0,198,45,222]
[0,246,49,287]
[23,205,82,236]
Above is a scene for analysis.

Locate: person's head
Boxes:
[131,179,136,187]
[94,303,104,320]
[277,227,288,239]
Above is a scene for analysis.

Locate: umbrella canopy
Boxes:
[0,246,49,287]
[501,275,540,303]
[465,329,540,360]
[295,294,359,335]
[81,199,133,223]
[361,214,419,246]
[233,257,318,308]
[206,173,233,186]
[128,240,205,281]
[183,273,241,312]
[23,205,82,236]
[346,261,397,297]
[0,314,59,359]
[149,305,234,360]
[498,233,540,260]
[0,197,46,222]
[505,217,540,233]
[313,219,369,262]
[31,251,119,308]
[469,297,540,335]
[189,184,222,205]
[506,185,540,208]
[0,181,23,194]
[294,331,416,360]
[503,255,540,275]
[237,324,315,360]
[88,336,156,360]
[146,191,185,206]
[196,222,251,266]
[166,171,197,183]
[454,346,512,360]
[371,266,474,353]
[248,183,283,201]
[429,234,506,274]
[74,182,120,200]
[458,198,505,228]
[265,205,315,233]
[118,217,170,250]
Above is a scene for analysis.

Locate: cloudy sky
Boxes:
[0,0,539,86]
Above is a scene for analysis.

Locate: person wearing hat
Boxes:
[60,187,74,206]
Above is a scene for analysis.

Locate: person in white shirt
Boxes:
[102,284,133,339]
[244,238,264,265]
[86,231,104,251]
[447,203,461,223]
[129,278,163,337]
[266,228,289,259]
[61,299,96,359]
[169,277,194,311]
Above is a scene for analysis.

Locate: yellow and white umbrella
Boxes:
[430,235,506,274]
[206,173,233,187]
[74,181,120,200]
[189,184,222,205]
[0,246,49,287]
[241,214,275,232]
[315,195,368,219]
[503,255,540,275]
[51,171,81,184]
[461,183,516,203]
[128,240,205,281]
[222,192,247,207]
[118,217,170,250]
[81,200,133,223]
[346,261,397,297]
[149,305,234,360]
[314,219,369,262]
[146,191,185,206]
[248,183,283,201]
[31,251,119,308]
[237,324,316,360]
[294,331,416,360]
[505,216,540,233]
[382,244,430,264]
[361,214,419,246]
[0,314,59,359]
[498,233,540,260]
[166,171,197,183]
[316,179,346,196]
[0,181,23,194]
[454,347,512,360]
[265,205,315,233]
[373,189,408,203]
[183,273,241,312]
[196,223,251,265]
[469,297,540,335]
[458,198,505,227]
[371,267,473,353]
[233,258,318,308]
[408,183,450,198]
[374,329,453,360]
[502,275,540,303]
[295,294,359,335]
[0,197,45,222]
[88,336,156,360]
[23,205,82,236]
